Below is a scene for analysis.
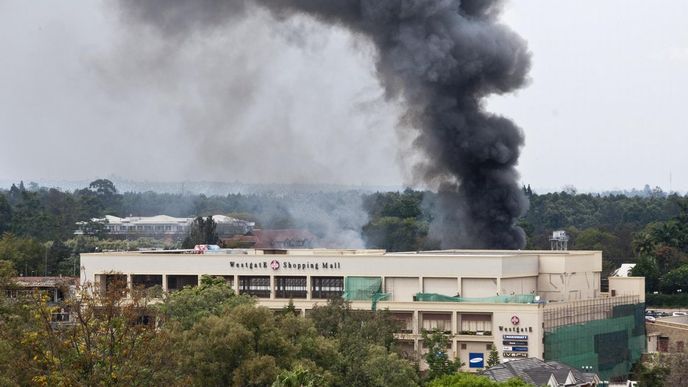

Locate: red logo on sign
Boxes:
[270,260,280,270]
[511,316,520,325]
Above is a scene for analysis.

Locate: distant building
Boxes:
[646,314,688,353]
[75,214,255,241]
[5,276,78,324]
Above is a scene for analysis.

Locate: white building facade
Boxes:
[80,249,642,374]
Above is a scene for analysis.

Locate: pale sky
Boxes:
[1,1,687,192]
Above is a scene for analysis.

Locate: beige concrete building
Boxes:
[80,248,640,374]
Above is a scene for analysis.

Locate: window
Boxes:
[167,275,198,291]
[221,276,234,289]
[311,277,344,299]
[460,313,492,335]
[391,312,414,333]
[422,313,452,333]
[104,274,127,294]
[275,276,307,299]
[239,276,270,298]
[132,275,163,289]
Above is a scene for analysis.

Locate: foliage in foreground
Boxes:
[428,373,532,387]
[0,270,420,386]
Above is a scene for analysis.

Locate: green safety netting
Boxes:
[342,277,389,311]
[544,303,645,381]
[414,293,537,304]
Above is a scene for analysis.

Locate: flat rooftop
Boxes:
[82,248,600,257]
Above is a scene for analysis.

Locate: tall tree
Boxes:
[422,329,463,382]
[0,193,11,234]
[182,216,219,248]
[0,233,46,276]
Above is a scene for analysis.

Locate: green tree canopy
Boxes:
[422,329,463,382]
[660,264,688,294]
[631,256,661,293]
[429,373,532,386]
[182,216,219,248]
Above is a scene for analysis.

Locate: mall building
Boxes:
[80,248,645,380]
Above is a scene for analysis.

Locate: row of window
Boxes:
[102,274,345,299]
[391,312,493,334]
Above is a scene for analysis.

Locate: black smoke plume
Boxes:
[117,0,531,249]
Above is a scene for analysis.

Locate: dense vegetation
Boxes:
[0,272,528,386]
[3,179,688,384]
[1,179,688,295]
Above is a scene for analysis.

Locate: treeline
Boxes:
[2,179,688,285]
[0,273,528,386]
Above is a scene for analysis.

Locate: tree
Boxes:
[306,299,417,386]
[88,178,122,215]
[174,315,255,385]
[422,329,463,382]
[46,240,72,276]
[157,275,251,330]
[428,373,531,387]
[659,264,688,294]
[486,345,500,368]
[0,280,180,385]
[272,365,325,387]
[182,216,219,248]
[10,188,52,240]
[631,256,661,293]
[632,360,669,387]
[0,233,46,276]
[0,193,11,234]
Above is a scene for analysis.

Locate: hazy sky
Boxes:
[1,1,687,192]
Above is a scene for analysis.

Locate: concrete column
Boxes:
[162,275,168,292]
[496,277,501,295]
[414,310,420,334]
[127,274,133,292]
[452,311,458,335]
[270,275,275,300]
[306,276,311,300]
[197,274,202,287]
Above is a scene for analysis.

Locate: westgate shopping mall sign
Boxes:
[228,259,341,271]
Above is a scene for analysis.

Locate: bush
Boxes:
[646,293,688,308]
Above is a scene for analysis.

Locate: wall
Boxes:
[609,277,646,302]
[646,319,688,353]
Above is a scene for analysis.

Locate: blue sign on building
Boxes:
[469,352,484,368]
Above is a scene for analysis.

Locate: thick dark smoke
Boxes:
[117,0,531,249]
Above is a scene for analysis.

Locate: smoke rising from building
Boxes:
[116,0,531,249]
